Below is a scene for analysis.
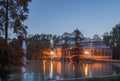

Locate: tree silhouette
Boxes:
[27,34,52,59]
[0,0,31,73]
[0,0,31,43]
[111,23,120,59]
[103,23,120,59]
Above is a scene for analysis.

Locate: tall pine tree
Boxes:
[0,0,31,69]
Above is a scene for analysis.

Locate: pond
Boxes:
[0,60,120,81]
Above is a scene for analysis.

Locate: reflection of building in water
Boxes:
[92,63,112,76]
[49,61,53,79]
[57,62,61,74]
[84,64,88,76]
[43,60,46,74]
[82,62,113,77]
[54,29,112,60]
[24,61,119,80]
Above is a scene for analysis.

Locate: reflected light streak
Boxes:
[84,64,88,76]
[89,64,92,77]
[72,64,75,73]
[57,62,61,74]
[43,60,46,74]
[50,61,53,79]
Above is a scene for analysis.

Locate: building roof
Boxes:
[83,45,110,49]
[55,29,111,49]
[82,38,102,43]
[71,29,85,39]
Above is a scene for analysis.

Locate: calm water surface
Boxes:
[23,60,120,81]
[1,60,120,81]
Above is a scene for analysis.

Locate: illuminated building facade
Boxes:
[54,29,112,60]
[82,39,112,59]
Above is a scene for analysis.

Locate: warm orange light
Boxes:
[50,51,55,55]
[57,62,61,74]
[85,64,88,76]
[84,51,89,54]
[43,60,46,74]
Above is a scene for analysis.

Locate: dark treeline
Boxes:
[103,23,120,59]
[27,34,63,59]
[0,1,31,80]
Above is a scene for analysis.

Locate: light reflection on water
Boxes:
[1,60,120,81]
[49,61,53,79]
[23,60,120,80]
[84,64,88,76]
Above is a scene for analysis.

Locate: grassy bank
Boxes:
[57,75,120,81]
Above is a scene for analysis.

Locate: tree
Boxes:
[0,0,31,71]
[27,34,52,59]
[103,32,112,46]
[0,0,31,43]
[103,23,120,59]
[62,32,70,45]
[111,23,120,59]
[0,38,24,66]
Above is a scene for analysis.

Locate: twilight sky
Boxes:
[25,0,120,38]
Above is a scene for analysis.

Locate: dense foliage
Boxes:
[0,0,31,70]
[27,34,56,59]
[103,23,120,59]
[0,0,31,36]
[0,38,24,68]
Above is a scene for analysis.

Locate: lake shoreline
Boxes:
[53,74,120,81]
